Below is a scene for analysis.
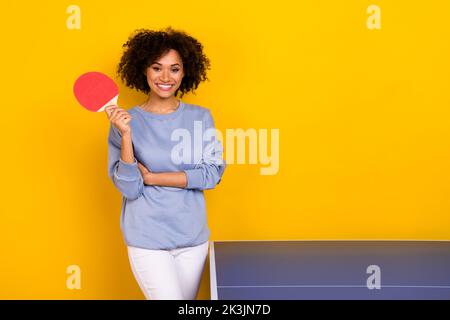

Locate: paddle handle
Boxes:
[99,94,119,113]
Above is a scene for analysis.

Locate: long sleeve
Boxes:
[107,125,144,200]
[183,110,226,190]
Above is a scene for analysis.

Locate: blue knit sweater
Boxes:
[107,100,226,250]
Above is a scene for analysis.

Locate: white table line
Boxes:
[218,285,450,289]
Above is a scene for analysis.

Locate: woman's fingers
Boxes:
[108,108,120,122]
[123,116,132,125]
[116,113,131,124]
[110,109,127,123]
[105,106,132,134]
[137,163,145,175]
[137,161,144,171]
[105,105,117,119]
[137,161,150,174]
[110,108,123,121]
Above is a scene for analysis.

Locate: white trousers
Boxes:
[127,240,209,300]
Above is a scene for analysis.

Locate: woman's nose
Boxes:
[161,70,170,81]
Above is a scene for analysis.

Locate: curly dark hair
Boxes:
[116,26,211,98]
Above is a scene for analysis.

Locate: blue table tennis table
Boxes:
[209,240,450,300]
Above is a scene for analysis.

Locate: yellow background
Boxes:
[1,0,449,299]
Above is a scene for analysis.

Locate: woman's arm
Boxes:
[107,126,145,200]
[106,105,144,200]
[136,109,226,190]
[137,161,187,188]
[182,110,226,190]
[145,172,188,188]
[120,131,135,164]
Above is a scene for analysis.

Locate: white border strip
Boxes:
[209,241,218,300]
[217,285,450,289]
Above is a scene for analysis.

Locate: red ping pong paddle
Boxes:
[73,71,119,113]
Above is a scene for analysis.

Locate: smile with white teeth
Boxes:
[157,83,174,90]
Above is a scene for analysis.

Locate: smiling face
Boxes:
[144,49,185,98]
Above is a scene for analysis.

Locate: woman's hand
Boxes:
[105,105,132,135]
[137,161,151,175]
[137,161,153,185]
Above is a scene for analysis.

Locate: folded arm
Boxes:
[139,109,226,190]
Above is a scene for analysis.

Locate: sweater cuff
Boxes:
[117,158,139,179]
[184,169,203,189]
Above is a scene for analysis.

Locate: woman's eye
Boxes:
[172,69,180,72]
[152,67,160,71]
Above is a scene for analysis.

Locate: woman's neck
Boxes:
[140,96,180,114]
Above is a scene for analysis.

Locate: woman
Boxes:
[105,27,226,300]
